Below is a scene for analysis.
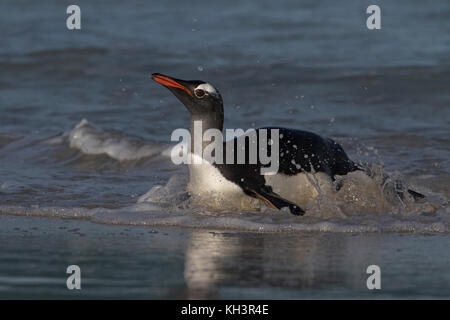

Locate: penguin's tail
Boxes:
[352,162,426,203]
[394,180,426,203]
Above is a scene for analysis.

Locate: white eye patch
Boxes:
[194,83,219,98]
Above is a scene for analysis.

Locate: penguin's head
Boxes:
[151,73,223,118]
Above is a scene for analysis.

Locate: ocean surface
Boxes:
[0,0,449,298]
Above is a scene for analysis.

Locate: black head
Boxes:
[151,73,223,120]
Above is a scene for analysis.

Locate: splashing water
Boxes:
[1,119,448,234]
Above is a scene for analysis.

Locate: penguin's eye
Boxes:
[194,89,206,98]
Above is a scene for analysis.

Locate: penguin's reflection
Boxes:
[183,230,382,298]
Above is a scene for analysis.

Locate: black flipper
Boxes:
[246,187,305,216]
[407,189,425,201]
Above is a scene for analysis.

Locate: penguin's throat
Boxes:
[190,115,224,154]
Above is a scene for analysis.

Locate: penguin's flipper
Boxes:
[247,187,305,216]
[407,189,425,201]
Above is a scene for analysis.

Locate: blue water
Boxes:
[0,0,449,298]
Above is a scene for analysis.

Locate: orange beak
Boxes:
[151,73,192,96]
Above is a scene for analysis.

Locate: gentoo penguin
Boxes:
[151,73,423,215]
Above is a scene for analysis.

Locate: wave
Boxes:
[67,119,170,161]
[0,134,22,149]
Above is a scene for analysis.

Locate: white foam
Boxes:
[68,119,166,161]
[91,166,449,234]
[0,205,98,219]
[87,206,450,233]
[0,194,448,234]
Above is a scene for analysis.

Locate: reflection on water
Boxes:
[0,216,449,299]
[182,229,386,298]
[181,229,450,299]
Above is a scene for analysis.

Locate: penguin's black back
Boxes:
[271,127,357,177]
[214,127,358,191]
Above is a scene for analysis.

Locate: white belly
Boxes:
[187,154,261,210]
[187,154,333,211]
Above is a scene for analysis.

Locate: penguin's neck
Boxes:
[190,113,224,156]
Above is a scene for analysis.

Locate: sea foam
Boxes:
[68,119,168,161]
